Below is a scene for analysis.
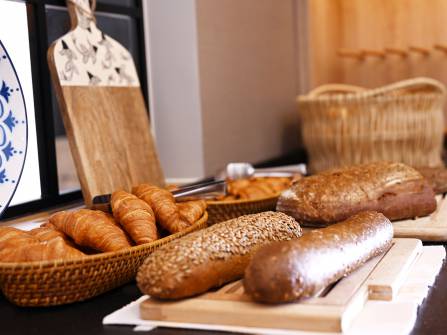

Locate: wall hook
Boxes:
[362,49,386,59]
[434,44,447,53]
[409,46,430,56]
[337,49,364,60]
[384,47,408,57]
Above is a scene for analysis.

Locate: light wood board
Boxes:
[47,0,164,206]
[393,194,447,241]
[140,238,421,333]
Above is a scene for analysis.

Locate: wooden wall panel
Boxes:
[308,0,447,89]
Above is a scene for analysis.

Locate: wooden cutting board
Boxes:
[47,0,164,206]
[393,194,447,241]
[140,238,422,333]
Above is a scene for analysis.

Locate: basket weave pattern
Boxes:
[206,197,278,225]
[0,212,208,307]
[298,78,446,173]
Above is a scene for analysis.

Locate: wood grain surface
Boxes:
[47,0,164,206]
[140,238,421,333]
[394,195,447,241]
[55,85,164,205]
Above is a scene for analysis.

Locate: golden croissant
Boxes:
[49,209,132,252]
[0,227,84,262]
[0,227,38,250]
[177,200,207,225]
[111,190,158,245]
[30,226,74,245]
[133,184,189,233]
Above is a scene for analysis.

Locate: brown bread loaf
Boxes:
[415,166,447,194]
[244,211,393,304]
[137,211,302,300]
[277,161,436,226]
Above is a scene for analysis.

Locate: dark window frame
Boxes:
[2,0,148,219]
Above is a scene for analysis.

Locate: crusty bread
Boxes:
[415,166,447,194]
[277,161,436,226]
[136,211,302,300]
[244,211,393,303]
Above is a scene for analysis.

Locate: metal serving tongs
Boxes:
[91,179,227,212]
[221,162,307,180]
[91,162,306,212]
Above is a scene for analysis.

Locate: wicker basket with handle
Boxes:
[0,212,208,307]
[298,77,446,173]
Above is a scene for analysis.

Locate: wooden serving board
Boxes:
[47,0,164,206]
[393,195,447,241]
[140,238,422,333]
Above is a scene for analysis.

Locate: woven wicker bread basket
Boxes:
[298,77,446,173]
[206,196,278,225]
[0,212,208,307]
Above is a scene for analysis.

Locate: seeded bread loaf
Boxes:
[244,211,393,304]
[277,161,436,227]
[136,211,302,300]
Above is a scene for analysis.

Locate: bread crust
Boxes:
[244,211,393,303]
[277,162,436,226]
[136,211,302,299]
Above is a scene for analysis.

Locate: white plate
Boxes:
[0,40,28,217]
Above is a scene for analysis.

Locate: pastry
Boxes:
[0,227,84,262]
[49,209,132,252]
[111,190,158,245]
[133,183,188,233]
[177,200,207,225]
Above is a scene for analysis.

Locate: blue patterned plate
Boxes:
[0,40,28,217]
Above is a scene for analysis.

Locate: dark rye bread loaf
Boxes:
[415,166,447,194]
[136,211,302,300]
[244,211,393,304]
[277,161,436,226]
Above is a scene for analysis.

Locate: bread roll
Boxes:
[244,211,393,303]
[137,211,302,299]
[277,161,436,226]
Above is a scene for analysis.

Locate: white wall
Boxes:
[143,0,205,181]
[144,0,299,179]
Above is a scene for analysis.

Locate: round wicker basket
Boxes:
[0,212,208,307]
[298,77,446,173]
[206,196,278,225]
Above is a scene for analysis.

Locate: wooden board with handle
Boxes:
[47,0,164,206]
[393,194,447,241]
[140,238,422,333]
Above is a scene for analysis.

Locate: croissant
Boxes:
[177,200,207,225]
[30,226,73,244]
[0,228,85,262]
[111,190,158,245]
[133,184,189,233]
[49,209,132,252]
[0,227,38,250]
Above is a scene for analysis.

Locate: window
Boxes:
[1,0,148,219]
